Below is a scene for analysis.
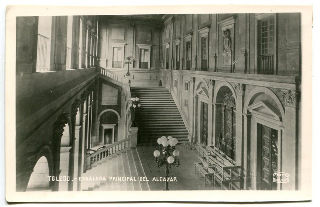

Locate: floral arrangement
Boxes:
[129,97,141,108]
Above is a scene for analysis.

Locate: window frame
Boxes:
[255,14,277,75]
[184,34,192,70]
[199,27,209,71]
[36,16,53,72]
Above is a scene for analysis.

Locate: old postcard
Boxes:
[5,4,312,202]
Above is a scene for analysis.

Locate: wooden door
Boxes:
[257,124,278,190]
[200,102,208,145]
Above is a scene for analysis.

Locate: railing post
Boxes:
[129,127,138,148]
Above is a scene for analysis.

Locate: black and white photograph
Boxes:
[4,5,313,203]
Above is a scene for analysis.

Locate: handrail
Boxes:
[99,67,127,85]
[86,138,131,170]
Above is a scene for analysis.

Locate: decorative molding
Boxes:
[71,99,81,123]
[53,113,70,141]
[81,89,90,102]
[272,88,298,107]
[204,79,211,88]
[233,83,244,97]
[136,43,152,49]
[255,13,275,20]
[218,16,236,26]
[111,42,126,47]
[198,26,210,37]
[184,33,192,42]
[223,91,236,108]
[248,101,281,121]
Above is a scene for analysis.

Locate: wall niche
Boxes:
[218,16,236,72]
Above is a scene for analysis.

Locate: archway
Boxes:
[243,87,284,190]
[214,85,236,161]
[97,109,120,146]
[26,156,51,191]
[195,81,209,145]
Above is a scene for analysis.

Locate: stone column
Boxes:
[58,146,72,191]
[16,17,38,74]
[207,81,214,146]
[51,16,68,71]
[235,84,244,166]
[87,97,93,148]
[212,103,217,146]
[81,22,87,68]
[282,105,297,190]
[72,125,81,191]
[80,113,87,174]
[242,113,251,189]
[71,16,80,69]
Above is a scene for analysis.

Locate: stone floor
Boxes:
[137,144,213,191]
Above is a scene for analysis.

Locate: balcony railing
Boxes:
[112,61,122,68]
[86,138,130,170]
[258,54,274,75]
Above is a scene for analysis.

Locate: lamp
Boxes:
[129,97,141,127]
[153,136,180,190]
[124,56,135,76]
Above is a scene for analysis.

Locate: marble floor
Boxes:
[137,144,213,191]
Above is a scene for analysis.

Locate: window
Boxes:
[85,28,89,68]
[112,47,123,68]
[95,21,99,66]
[78,18,83,68]
[199,27,209,71]
[200,36,208,70]
[185,41,191,70]
[166,47,170,69]
[257,15,275,74]
[36,16,52,72]
[175,44,180,70]
[90,35,93,66]
[184,82,189,91]
[66,16,73,69]
[139,48,150,69]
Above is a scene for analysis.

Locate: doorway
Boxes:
[104,128,113,144]
[257,123,278,190]
[199,101,208,145]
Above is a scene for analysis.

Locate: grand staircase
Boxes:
[131,87,189,145]
[81,148,149,191]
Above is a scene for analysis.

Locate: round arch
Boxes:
[243,86,285,118]
[26,146,53,191]
[97,109,121,145]
[213,81,237,103]
[98,109,121,122]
